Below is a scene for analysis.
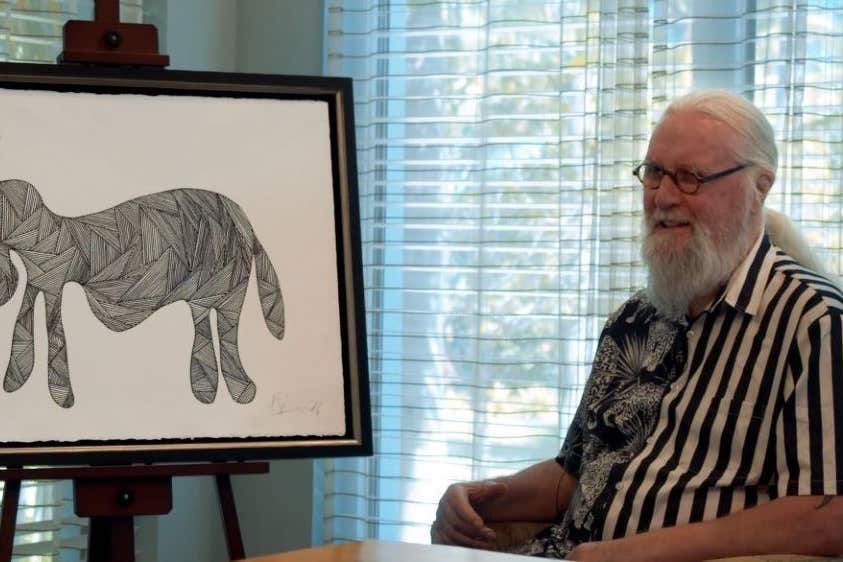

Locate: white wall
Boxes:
[236,0,324,75]
[164,0,324,75]
[166,0,237,72]
[142,2,326,560]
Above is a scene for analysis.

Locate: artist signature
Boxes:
[271,393,322,416]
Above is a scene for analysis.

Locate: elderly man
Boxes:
[431,90,843,561]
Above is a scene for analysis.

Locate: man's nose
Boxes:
[651,174,683,208]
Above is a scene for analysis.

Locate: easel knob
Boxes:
[116,488,135,507]
[104,29,122,48]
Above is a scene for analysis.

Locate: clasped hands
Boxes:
[430,480,611,561]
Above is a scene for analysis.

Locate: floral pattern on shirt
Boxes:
[517,291,688,558]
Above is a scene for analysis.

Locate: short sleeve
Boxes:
[556,317,616,478]
[557,395,586,477]
[555,296,648,477]
[776,311,843,496]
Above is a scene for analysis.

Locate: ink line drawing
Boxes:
[0,179,285,408]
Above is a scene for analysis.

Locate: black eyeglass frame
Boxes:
[632,162,750,195]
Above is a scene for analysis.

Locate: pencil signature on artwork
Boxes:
[271,393,322,416]
[0,179,285,408]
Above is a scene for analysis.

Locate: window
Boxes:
[323,0,843,545]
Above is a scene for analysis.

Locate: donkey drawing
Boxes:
[0,179,284,408]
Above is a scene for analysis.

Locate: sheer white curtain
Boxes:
[322,0,843,545]
[0,3,148,559]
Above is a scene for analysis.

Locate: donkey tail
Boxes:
[253,238,285,339]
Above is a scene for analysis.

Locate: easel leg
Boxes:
[0,479,21,562]
[88,516,134,562]
[216,474,245,561]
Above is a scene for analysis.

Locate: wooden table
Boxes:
[243,541,533,561]
[241,540,840,562]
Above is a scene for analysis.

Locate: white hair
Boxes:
[643,91,839,310]
[660,90,778,180]
[764,208,833,279]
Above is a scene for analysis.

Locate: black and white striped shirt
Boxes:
[527,234,843,558]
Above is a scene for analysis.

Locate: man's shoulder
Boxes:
[604,290,659,327]
[767,246,843,318]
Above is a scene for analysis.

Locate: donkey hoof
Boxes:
[234,381,257,404]
[4,362,32,392]
[49,386,74,409]
[4,376,22,392]
[193,390,217,404]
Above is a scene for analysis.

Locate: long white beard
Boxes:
[642,211,749,321]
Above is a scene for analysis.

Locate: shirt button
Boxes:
[615,483,622,491]
[688,330,695,337]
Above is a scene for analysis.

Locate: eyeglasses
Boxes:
[632,162,750,195]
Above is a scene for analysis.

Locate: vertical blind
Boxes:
[323,0,843,545]
[0,2,146,560]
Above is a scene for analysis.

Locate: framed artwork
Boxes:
[0,62,371,464]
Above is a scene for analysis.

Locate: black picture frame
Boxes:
[0,62,371,465]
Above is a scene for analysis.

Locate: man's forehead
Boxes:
[647,110,741,165]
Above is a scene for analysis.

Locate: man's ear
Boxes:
[756,172,773,198]
[751,172,773,214]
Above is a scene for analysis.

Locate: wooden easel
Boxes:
[58,0,169,66]
[0,3,264,562]
[0,462,270,561]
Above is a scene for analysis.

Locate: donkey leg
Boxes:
[44,293,74,408]
[216,283,256,403]
[4,285,38,392]
[188,303,219,403]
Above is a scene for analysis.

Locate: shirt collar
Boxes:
[719,231,776,316]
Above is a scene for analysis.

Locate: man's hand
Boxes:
[430,460,574,550]
[430,480,508,549]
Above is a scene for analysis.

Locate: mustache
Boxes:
[646,210,695,230]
